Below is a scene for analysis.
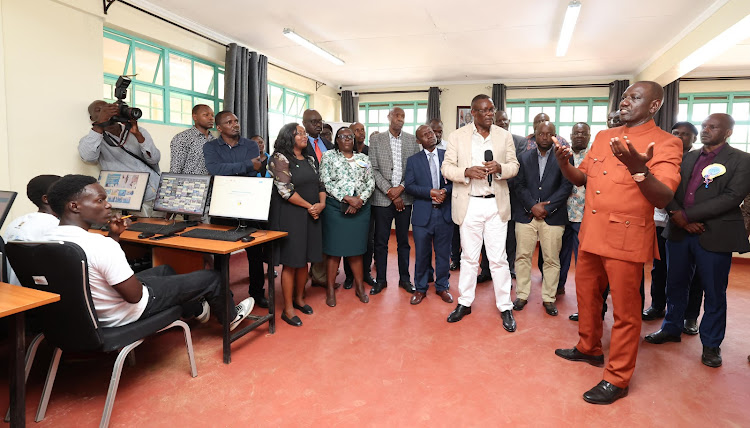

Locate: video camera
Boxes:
[111,76,142,122]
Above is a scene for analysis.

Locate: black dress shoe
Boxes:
[644,329,681,344]
[501,310,516,332]
[702,346,722,367]
[363,275,376,286]
[252,296,269,309]
[683,319,698,335]
[476,273,491,283]
[569,313,579,321]
[583,380,628,405]
[292,302,313,315]
[369,282,387,295]
[543,302,558,316]
[399,281,416,294]
[642,306,666,321]
[513,298,527,311]
[281,313,302,327]
[447,304,471,323]
[449,261,460,271]
[555,347,605,367]
[343,277,354,290]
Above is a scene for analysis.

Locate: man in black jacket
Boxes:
[511,121,572,316]
[645,113,750,368]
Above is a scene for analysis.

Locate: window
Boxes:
[268,83,309,143]
[505,98,609,141]
[358,101,428,141]
[678,93,750,152]
[103,28,224,126]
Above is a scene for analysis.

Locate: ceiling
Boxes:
[139,0,744,88]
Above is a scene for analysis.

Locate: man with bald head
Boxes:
[79,100,161,216]
[553,81,682,404]
[645,113,750,369]
[302,109,333,165]
[511,121,572,316]
[369,107,420,294]
[525,113,568,151]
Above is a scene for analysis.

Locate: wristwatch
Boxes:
[631,169,650,182]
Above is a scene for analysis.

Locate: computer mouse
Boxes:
[138,232,156,239]
[241,236,255,243]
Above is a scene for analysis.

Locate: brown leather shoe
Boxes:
[436,290,454,303]
[410,291,426,305]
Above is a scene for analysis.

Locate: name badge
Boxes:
[701,163,726,188]
[355,159,369,168]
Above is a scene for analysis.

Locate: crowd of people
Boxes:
[3,80,750,406]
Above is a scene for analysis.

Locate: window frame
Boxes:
[358,101,428,140]
[103,28,224,127]
[505,97,609,139]
[678,92,750,151]
[267,82,310,143]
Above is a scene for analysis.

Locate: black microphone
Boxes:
[484,150,493,186]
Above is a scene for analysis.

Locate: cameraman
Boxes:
[79,100,162,217]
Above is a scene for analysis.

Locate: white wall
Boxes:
[0,0,338,227]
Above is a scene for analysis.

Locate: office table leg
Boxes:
[9,313,26,428]
[216,254,232,364]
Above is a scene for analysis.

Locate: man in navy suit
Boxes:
[511,121,572,316]
[645,113,750,367]
[404,125,454,305]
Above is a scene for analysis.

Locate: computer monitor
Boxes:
[0,190,18,229]
[97,170,150,211]
[154,173,212,216]
[208,176,273,221]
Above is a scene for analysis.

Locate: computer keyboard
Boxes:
[127,222,193,235]
[180,228,256,242]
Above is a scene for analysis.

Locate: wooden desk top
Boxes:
[0,282,60,318]
[91,219,288,255]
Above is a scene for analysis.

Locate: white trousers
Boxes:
[457,197,513,311]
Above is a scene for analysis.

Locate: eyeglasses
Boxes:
[295,131,309,137]
[473,108,497,115]
[337,134,354,141]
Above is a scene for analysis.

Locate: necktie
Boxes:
[314,138,323,162]
[428,152,439,190]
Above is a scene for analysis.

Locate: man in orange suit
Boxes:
[553,81,682,404]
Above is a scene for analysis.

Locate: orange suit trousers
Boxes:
[575,250,644,389]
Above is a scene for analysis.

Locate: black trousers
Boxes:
[137,265,235,325]
[650,226,703,318]
[373,204,412,284]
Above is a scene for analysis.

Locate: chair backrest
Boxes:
[6,241,104,352]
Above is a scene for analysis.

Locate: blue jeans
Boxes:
[662,235,731,347]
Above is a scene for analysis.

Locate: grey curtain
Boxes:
[427,87,441,121]
[224,43,268,141]
[492,84,507,112]
[654,80,680,132]
[341,90,356,122]
[608,79,630,114]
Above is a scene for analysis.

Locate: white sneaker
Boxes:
[195,299,210,324]
[229,297,255,331]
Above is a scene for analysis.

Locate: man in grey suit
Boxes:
[369,107,420,294]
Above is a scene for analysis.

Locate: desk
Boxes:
[94,220,286,364]
[0,282,60,428]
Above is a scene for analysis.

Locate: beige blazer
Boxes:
[441,124,519,225]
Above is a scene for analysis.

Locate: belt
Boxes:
[431,204,442,209]
[470,194,495,198]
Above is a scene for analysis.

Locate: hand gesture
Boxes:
[482,160,501,176]
[108,214,131,235]
[553,136,573,164]
[669,210,688,228]
[430,189,446,204]
[464,166,487,180]
[386,186,404,201]
[393,196,405,212]
[308,203,324,219]
[344,195,364,209]
[251,156,262,172]
[531,201,550,219]
[610,136,653,173]
[684,222,706,235]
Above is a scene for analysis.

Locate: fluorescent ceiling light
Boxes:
[556,1,582,57]
[678,13,750,75]
[283,28,344,66]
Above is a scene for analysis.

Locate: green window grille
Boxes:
[678,93,750,152]
[358,101,428,141]
[268,82,310,143]
[505,97,609,141]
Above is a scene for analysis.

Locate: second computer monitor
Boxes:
[98,170,150,212]
[208,176,273,221]
[154,173,212,216]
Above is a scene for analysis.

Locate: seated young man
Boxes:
[43,174,253,329]
[3,175,61,285]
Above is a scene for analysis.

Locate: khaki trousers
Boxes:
[514,219,564,303]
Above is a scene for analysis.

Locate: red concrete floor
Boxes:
[1,235,749,427]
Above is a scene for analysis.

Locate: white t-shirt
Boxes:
[3,212,59,285]
[43,225,149,327]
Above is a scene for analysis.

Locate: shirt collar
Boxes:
[537,148,550,158]
[217,136,244,147]
[622,119,657,134]
[700,142,727,157]
[389,130,402,139]
[423,147,437,156]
